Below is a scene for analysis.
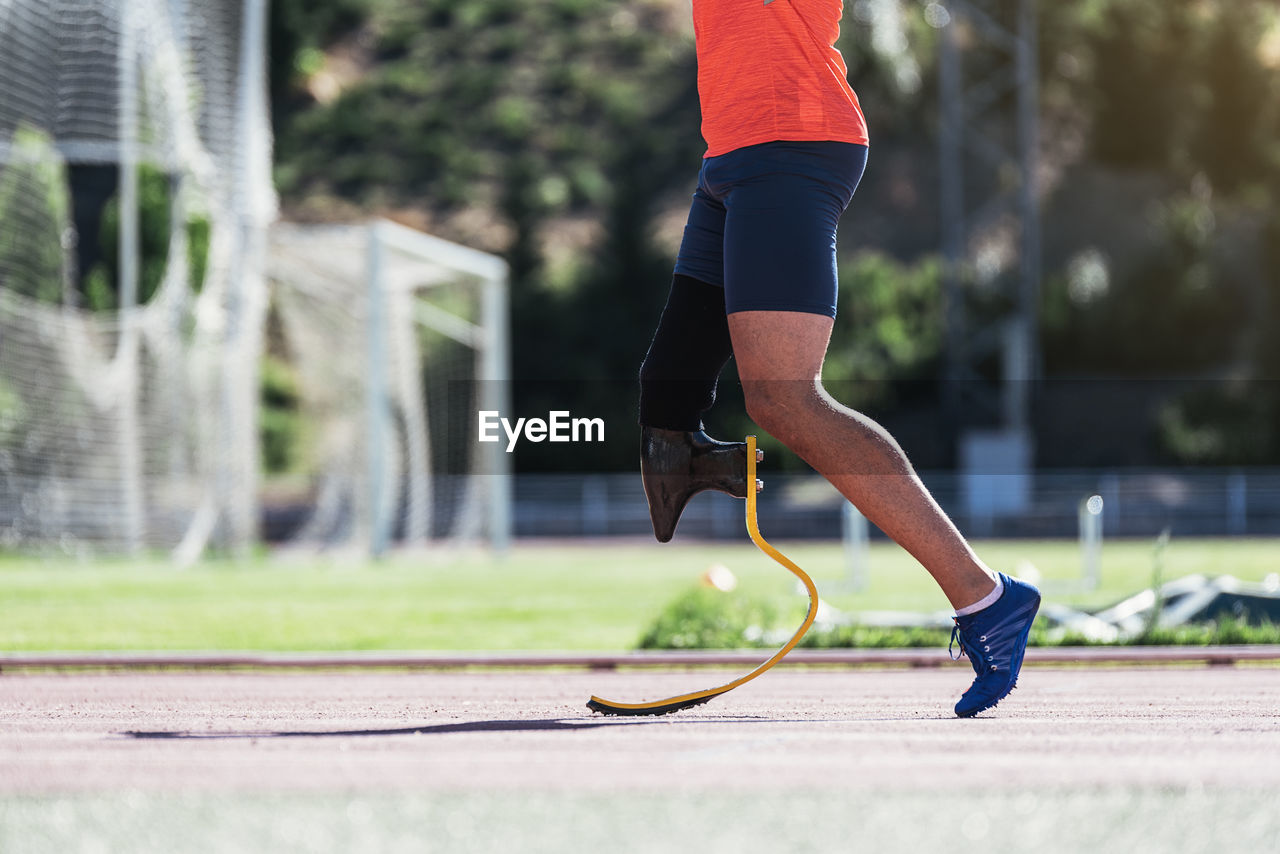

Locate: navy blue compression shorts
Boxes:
[673,140,868,318]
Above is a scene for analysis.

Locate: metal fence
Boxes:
[513,469,1280,540]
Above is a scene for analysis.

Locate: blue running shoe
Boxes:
[950,572,1041,718]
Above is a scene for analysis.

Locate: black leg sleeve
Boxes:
[638,274,734,431]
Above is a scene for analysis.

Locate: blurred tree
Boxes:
[268,0,372,130]
[82,165,211,311]
[1261,198,1280,381]
[1157,382,1278,465]
[1090,0,1198,170]
[826,252,944,408]
[1041,182,1248,375]
[0,124,71,304]
[259,354,304,474]
[1157,192,1280,464]
[1191,3,1279,195]
[509,65,704,471]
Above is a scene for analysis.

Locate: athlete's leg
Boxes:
[637,275,747,543]
[637,175,746,542]
[728,309,997,610]
[639,164,736,431]
[638,273,733,431]
[713,142,994,607]
[718,142,1034,713]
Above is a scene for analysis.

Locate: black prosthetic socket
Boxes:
[638,274,734,431]
[641,426,749,543]
[638,275,750,541]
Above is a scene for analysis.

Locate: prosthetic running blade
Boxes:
[587,435,820,716]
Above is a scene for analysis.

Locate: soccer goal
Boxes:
[0,0,274,559]
[267,220,512,556]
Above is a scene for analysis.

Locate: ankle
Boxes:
[954,576,1003,617]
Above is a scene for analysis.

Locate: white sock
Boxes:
[954,576,1003,617]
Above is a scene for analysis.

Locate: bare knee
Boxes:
[742,380,819,446]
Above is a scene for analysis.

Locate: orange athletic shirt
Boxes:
[692,0,869,157]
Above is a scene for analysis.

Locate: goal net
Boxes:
[266,220,512,556]
[0,0,274,558]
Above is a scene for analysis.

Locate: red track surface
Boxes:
[4,666,1280,793]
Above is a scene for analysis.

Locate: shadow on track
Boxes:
[120,715,789,740]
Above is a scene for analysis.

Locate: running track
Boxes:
[3,667,1279,851]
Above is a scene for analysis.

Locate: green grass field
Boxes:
[1,537,1276,652]
[5,537,1274,650]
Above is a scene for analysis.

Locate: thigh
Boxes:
[728,310,834,382]
[721,143,867,317]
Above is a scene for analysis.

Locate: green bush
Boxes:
[637,587,778,650]
[636,587,956,652]
[802,624,952,650]
[1054,618,1280,647]
[637,587,1280,650]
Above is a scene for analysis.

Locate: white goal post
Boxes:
[267,219,512,556]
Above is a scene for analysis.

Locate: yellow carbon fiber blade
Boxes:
[587,435,820,715]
